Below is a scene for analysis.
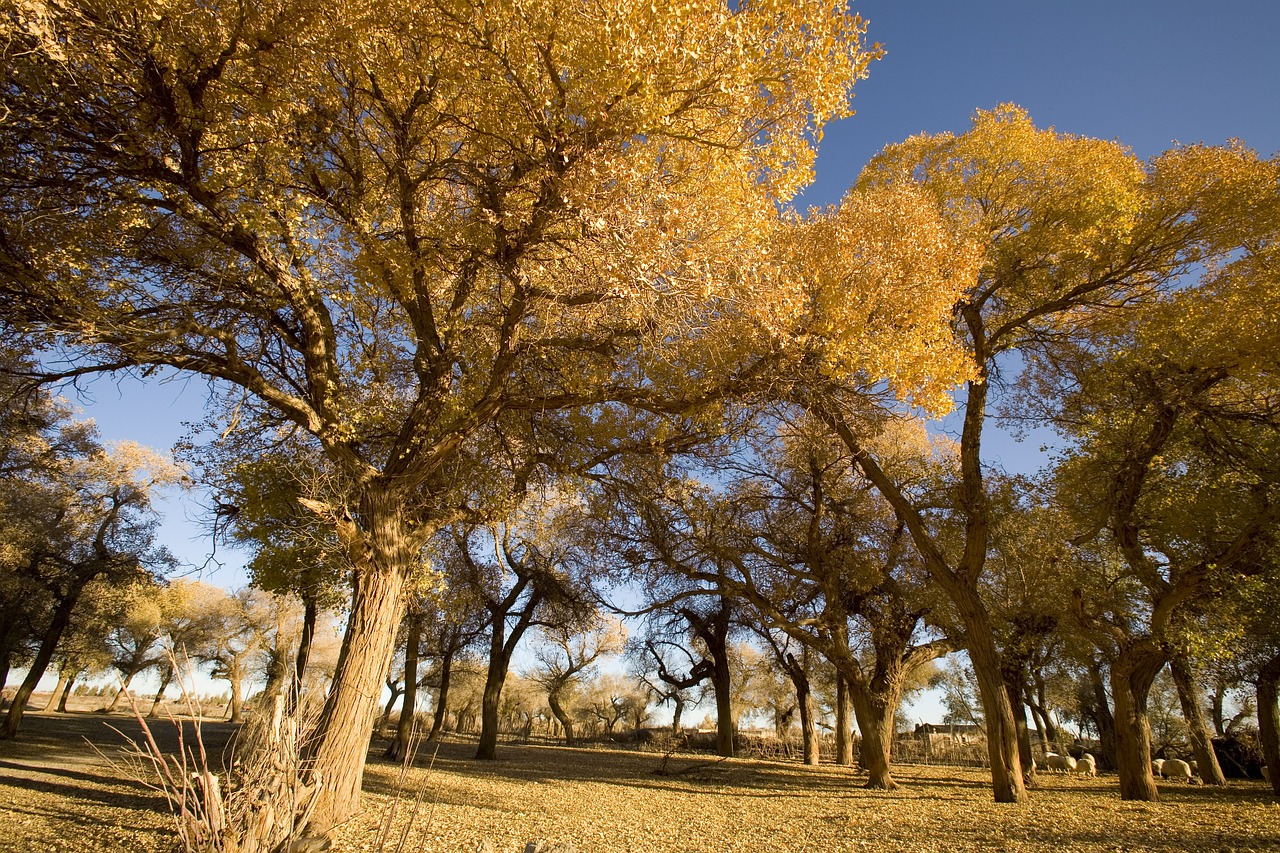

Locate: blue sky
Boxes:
[77,0,1280,590]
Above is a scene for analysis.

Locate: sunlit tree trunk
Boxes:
[1169,654,1226,786]
[1110,650,1164,801]
[548,691,575,747]
[44,674,70,712]
[850,687,899,790]
[302,494,414,831]
[56,673,75,713]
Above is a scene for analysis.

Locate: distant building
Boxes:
[913,722,984,744]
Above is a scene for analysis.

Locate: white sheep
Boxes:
[1074,754,1097,777]
[1045,752,1077,773]
[1161,758,1193,781]
[1151,758,1165,776]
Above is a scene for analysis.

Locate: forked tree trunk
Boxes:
[1169,655,1226,785]
[1110,651,1164,801]
[835,675,854,766]
[44,674,70,712]
[56,673,75,713]
[1256,653,1280,796]
[850,688,898,790]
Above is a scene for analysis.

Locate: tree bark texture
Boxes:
[1110,651,1164,801]
[56,673,75,713]
[1087,660,1118,771]
[850,689,898,790]
[958,593,1027,804]
[1168,655,1226,785]
[548,691,575,747]
[302,495,413,831]
[835,675,854,766]
[44,674,70,712]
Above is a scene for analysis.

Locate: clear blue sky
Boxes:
[79,0,1280,582]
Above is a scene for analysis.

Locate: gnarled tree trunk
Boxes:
[1110,650,1164,801]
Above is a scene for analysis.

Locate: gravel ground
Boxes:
[2,707,1279,853]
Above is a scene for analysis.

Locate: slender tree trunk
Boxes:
[3,590,80,738]
[798,680,818,766]
[850,688,899,790]
[44,674,70,712]
[148,665,174,718]
[1169,654,1226,785]
[1110,650,1164,801]
[56,672,75,713]
[378,679,402,732]
[1211,679,1228,737]
[386,611,422,761]
[1087,659,1118,771]
[835,675,854,766]
[287,593,319,713]
[1256,653,1280,796]
[1004,676,1037,786]
[477,618,517,761]
[670,694,684,735]
[107,669,139,712]
[227,674,244,724]
[428,643,454,741]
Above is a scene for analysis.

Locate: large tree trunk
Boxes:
[1256,653,1280,796]
[712,651,734,758]
[4,591,80,738]
[1169,654,1226,786]
[835,675,854,766]
[850,687,898,790]
[1110,650,1164,801]
[302,495,414,831]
